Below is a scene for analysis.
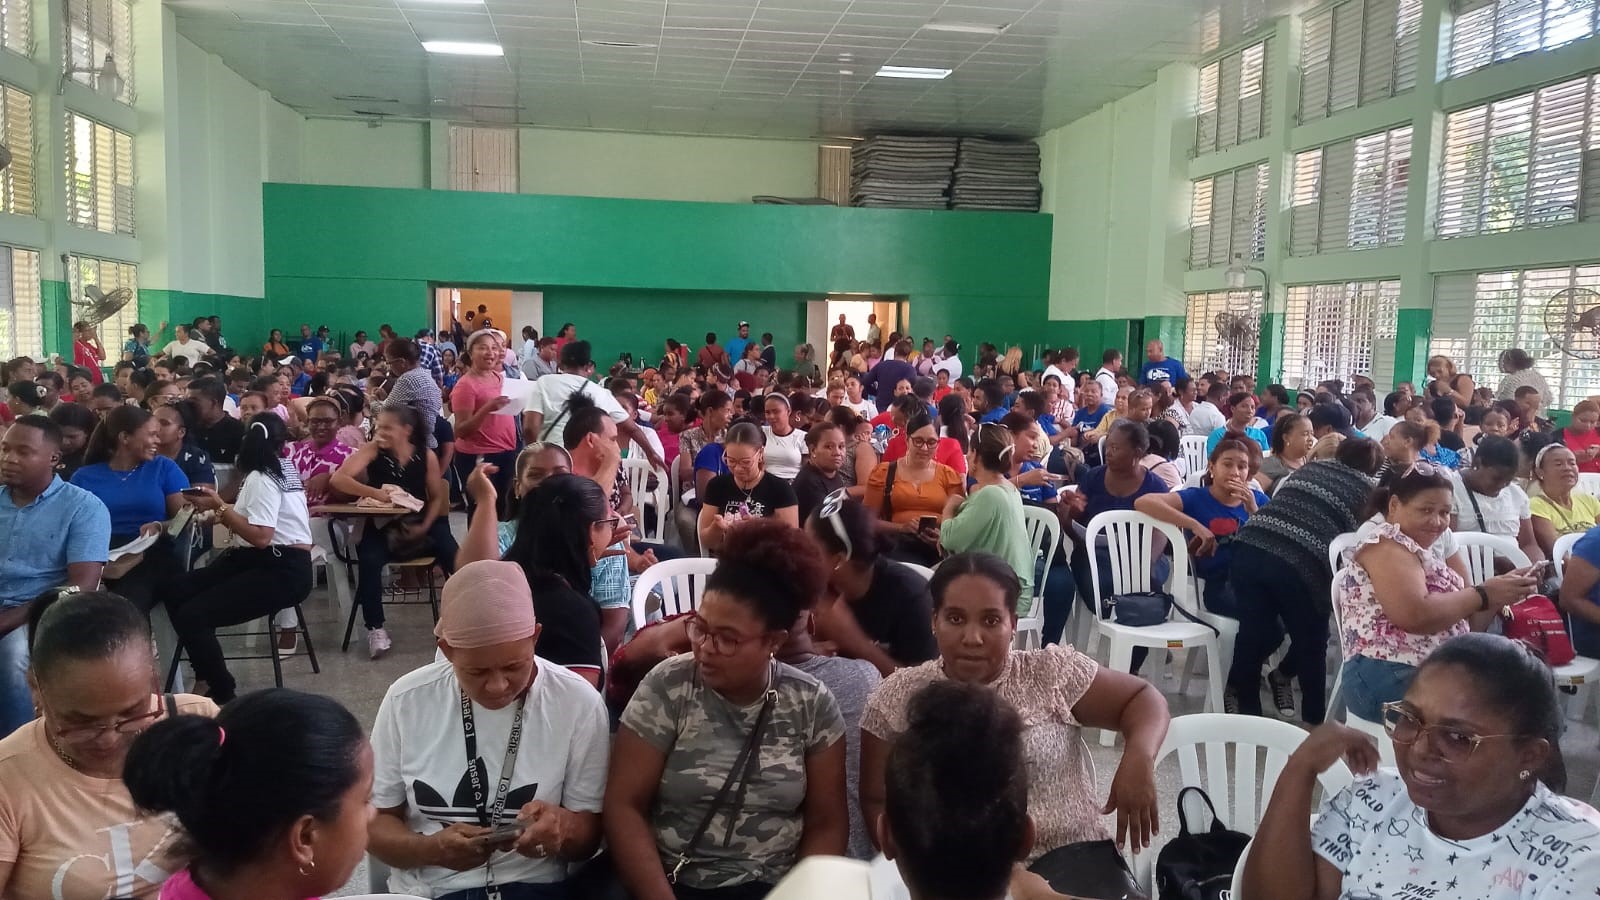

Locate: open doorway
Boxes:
[433,287,543,345]
[807,295,903,360]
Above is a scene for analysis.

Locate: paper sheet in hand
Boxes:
[109,532,158,561]
[494,378,537,415]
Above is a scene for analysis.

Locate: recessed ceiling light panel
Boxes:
[583,39,658,49]
[875,65,952,80]
[921,21,1008,35]
[422,40,503,56]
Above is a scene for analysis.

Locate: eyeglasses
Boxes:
[1380,702,1525,764]
[50,697,163,742]
[817,488,853,559]
[723,452,759,470]
[908,436,940,450]
[685,613,764,655]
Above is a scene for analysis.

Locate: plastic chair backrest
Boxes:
[629,558,719,630]
[1327,532,1360,572]
[899,562,935,581]
[1553,531,1583,581]
[1578,472,1600,498]
[1454,531,1530,583]
[1083,510,1196,621]
[1022,505,1064,593]
[1180,434,1209,475]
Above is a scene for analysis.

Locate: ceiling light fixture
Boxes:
[839,68,854,75]
[421,40,503,56]
[875,65,951,80]
[583,39,658,49]
[921,21,1008,35]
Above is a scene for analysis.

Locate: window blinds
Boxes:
[1437,73,1599,238]
[1447,0,1599,78]
[1195,40,1271,155]
[0,83,33,216]
[0,246,40,359]
[1290,125,1412,254]
[1282,281,1401,388]
[1190,162,1268,268]
[66,253,137,346]
[1432,265,1600,408]
[65,0,132,104]
[64,112,134,235]
[449,126,519,193]
[1300,0,1424,123]
[0,0,31,55]
[1184,289,1265,376]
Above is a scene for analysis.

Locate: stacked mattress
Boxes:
[849,136,958,209]
[951,137,1041,211]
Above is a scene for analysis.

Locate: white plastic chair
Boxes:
[1454,530,1530,582]
[629,558,718,630]
[1327,531,1360,571]
[898,562,935,581]
[1017,507,1065,649]
[1546,531,1599,722]
[1178,573,1239,699]
[1084,511,1225,745]
[1132,713,1355,891]
[1578,472,1600,498]
[620,457,671,544]
[1179,434,1209,476]
[1328,564,1396,765]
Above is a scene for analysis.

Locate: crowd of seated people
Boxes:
[3,317,1600,899]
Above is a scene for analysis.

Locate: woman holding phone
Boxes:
[865,409,965,567]
[697,423,799,555]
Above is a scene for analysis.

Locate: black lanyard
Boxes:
[459,689,526,900]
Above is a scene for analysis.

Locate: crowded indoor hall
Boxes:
[1,0,1600,898]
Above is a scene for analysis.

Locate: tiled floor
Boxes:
[209,551,1600,896]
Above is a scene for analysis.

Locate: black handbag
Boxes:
[1028,839,1148,900]
[1155,787,1250,900]
[381,513,435,560]
[1104,591,1221,635]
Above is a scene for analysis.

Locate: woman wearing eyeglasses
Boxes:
[865,410,965,567]
[0,591,217,899]
[698,423,799,556]
[607,518,847,899]
[1245,633,1598,900]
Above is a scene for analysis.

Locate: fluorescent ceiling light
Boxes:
[422,40,503,56]
[406,0,485,5]
[875,65,951,79]
[921,21,1008,35]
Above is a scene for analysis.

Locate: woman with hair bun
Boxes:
[939,422,1035,597]
[606,518,847,898]
[122,688,373,900]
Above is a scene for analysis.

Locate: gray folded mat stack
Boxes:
[951,137,1041,212]
[849,136,958,209]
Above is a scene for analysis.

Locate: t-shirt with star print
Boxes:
[1311,770,1600,899]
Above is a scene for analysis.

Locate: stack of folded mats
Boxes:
[850,136,957,209]
[951,138,1042,211]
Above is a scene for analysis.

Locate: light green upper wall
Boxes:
[517,129,818,203]
[302,120,429,189]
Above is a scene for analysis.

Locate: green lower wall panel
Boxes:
[1394,307,1433,391]
[138,290,268,357]
[41,280,69,359]
[1256,311,1285,388]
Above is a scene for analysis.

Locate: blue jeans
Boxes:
[0,621,32,737]
[1341,656,1416,722]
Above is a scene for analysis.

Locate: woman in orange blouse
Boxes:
[866,409,965,566]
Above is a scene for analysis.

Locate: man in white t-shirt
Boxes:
[1093,348,1121,399]
[929,340,963,382]
[159,324,211,367]
[1187,382,1228,437]
[523,340,665,471]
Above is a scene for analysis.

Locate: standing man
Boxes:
[187,376,246,464]
[861,339,915,411]
[0,417,111,734]
[296,323,322,360]
[724,322,752,368]
[865,313,881,348]
[830,314,855,344]
[413,328,445,387]
[1094,348,1122,400]
[1139,340,1188,386]
[759,332,777,370]
[522,337,559,379]
[524,341,666,473]
[696,332,728,372]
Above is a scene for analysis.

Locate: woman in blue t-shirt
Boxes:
[70,404,190,611]
[1064,420,1171,620]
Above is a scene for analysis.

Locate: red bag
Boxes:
[1500,594,1574,667]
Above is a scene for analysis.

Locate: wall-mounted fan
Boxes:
[1543,287,1600,361]
[76,284,135,326]
[1214,311,1259,354]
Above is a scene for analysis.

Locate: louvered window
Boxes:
[1195,40,1272,155]
[1,0,31,56]
[0,246,40,359]
[1282,281,1401,388]
[0,83,32,215]
[65,0,131,104]
[1447,0,1599,78]
[1300,0,1425,124]
[1291,125,1412,254]
[449,126,518,193]
[1437,73,1599,237]
[66,253,136,348]
[1189,162,1268,268]
[64,112,134,235]
[1184,290,1265,377]
[1433,265,1600,407]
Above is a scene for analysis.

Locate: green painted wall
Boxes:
[543,288,813,370]
[41,281,70,358]
[139,290,268,354]
[1394,307,1434,390]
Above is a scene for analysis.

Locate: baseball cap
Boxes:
[414,328,433,339]
[738,320,749,327]
[1307,401,1355,436]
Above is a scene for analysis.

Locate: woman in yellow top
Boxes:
[865,409,965,567]
[1529,443,1600,559]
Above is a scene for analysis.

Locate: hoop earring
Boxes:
[299,859,316,876]
[1519,769,1532,780]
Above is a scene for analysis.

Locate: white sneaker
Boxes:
[367,628,393,660]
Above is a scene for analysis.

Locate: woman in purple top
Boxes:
[1063,420,1171,619]
[287,397,354,508]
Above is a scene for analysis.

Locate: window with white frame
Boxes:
[449,126,518,193]
[0,0,31,56]
[1300,0,1424,123]
[65,0,131,104]
[1190,163,1268,269]
[0,246,40,359]
[1195,39,1271,155]
[0,82,32,215]
[64,112,134,235]
[1291,125,1412,254]
[1437,73,1600,238]
[1433,265,1600,408]
[66,253,137,348]
[1282,281,1401,389]
[1448,0,1600,78]
[1184,289,1264,377]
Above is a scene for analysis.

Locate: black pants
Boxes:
[437,883,571,900]
[166,546,313,701]
[454,448,519,523]
[1227,544,1329,723]
[356,518,459,629]
[104,538,178,613]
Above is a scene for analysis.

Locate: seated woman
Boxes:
[123,689,373,900]
[794,420,848,522]
[1206,392,1269,455]
[941,423,1035,598]
[829,406,877,489]
[1141,418,1185,491]
[0,591,216,900]
[881,396,966,474]
[1531,444,1600,559]
[999,411,1060,506]
[698,422,800,555]
[761,393,808,482]
[1257,411,1313,493]
[368,560,609,899]
[152,400,216,489]
[1450,435,1543,565]
[286,396,354,508]
[70,405,189,613]
[1558,398,1600,473]
[860,553,1168,894]
[1064,420,1171,613]
[1416,407,1462,470]
[865,410,965,567]
[170,414,314,704]
[330,405,459,659]
[606,519,847,898]
[1336,467,1539,721]
[1558,523,1600,658]
[48,401,99,479]
[1244,633,1598,900]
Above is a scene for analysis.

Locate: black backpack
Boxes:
[1155,787,1250,900]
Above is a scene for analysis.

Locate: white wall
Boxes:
[517,128,817,203]
[302,120,429,189]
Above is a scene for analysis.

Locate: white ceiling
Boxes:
[166,0,1300,139]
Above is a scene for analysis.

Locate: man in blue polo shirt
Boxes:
[0,416,111,735]
[1139,339,1189,386]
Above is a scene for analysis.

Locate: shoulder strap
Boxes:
[540,379,591,441]
[164,692,178,717]
[1464,486,1486,530]
[672,668,781,883]
[880,461,898,520]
